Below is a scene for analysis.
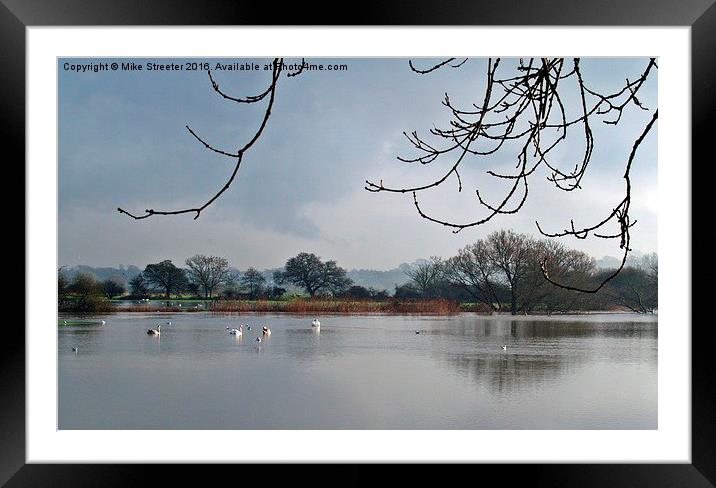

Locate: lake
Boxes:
[58,312,657,429]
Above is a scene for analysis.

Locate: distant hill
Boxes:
[595,256,622,269]
[346,263,413,292]
[595,250,655,270]
[60,264,142,285]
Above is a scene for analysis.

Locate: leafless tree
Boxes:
[444,242,503,310]
[639,252,659,279]
[487,230,534,315]
[239,267,267,299]
[366,57,657,293]
[598,266,657,313]
[185,254,231,299]
[405,256,445,298]
[442,231,598,314]
[521,240,595,313]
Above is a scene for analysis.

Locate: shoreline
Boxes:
[59,308,656,318]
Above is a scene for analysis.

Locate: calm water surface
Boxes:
[58,313,657,429]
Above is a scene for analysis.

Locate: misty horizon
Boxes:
[59,246,654,275]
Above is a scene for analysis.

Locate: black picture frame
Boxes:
[5,0,710,485]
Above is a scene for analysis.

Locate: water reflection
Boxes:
[426,317,656,393]
[443,353,570,393]
[59,312,657,429]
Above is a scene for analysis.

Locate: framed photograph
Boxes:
[9,0,710,484]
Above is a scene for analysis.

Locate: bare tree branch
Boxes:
[117,57,285,221]
[366,57,657,292]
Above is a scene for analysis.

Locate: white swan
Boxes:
[100,320,106,325]
[312,318,321,328]
[229,326,243,336]
[147,325,161,336]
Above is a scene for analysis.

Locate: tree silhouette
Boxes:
[143,260,188,300]
[240,267,267,299]
[274,252,352,297]
[185,254,231,298]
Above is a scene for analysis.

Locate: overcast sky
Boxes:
[58,57,657,270]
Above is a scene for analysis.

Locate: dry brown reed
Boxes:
[209,298,462,315]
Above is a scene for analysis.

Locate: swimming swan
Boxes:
[312,318,321,328]
[147,325,161,336]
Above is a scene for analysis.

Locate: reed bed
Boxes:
[117,304,201,313]
[60,298,492,315]
[61,304,203,314]
[210,298,463,315]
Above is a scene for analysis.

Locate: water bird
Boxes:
[247,325,252,331]
[262,326,271,336]
[63,320,68,326]
[256,336,262,343]
[415,331,420,334]
[72,347,78,354]
[502,345,507,351]
[147,325,161,336]
[229,326,243,336]
[166,321,172,326]
[312,318,321,328]
[100,320,106,325]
